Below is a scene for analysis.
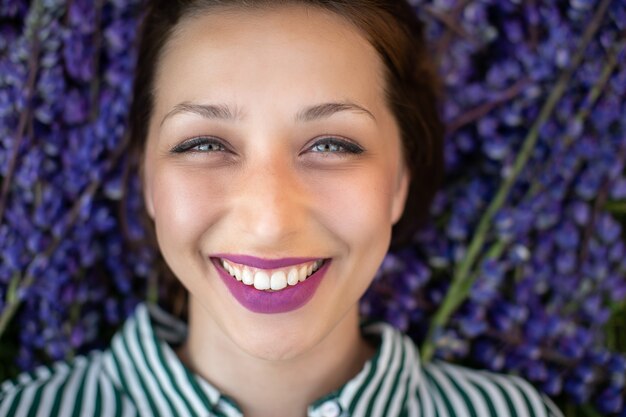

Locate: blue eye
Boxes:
[170,137,227,153]
[309,137,364,154]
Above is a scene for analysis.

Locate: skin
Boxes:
[141,5,409,417]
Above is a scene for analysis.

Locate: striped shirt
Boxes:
[0,303,563,417]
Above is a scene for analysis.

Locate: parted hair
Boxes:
[127,0,445,315]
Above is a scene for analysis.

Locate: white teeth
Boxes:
[253,271,270,290]
[270,271,287,290]
[223,260,232,274]
[223,260,242,280]
[287,268,299,286]
[298,266,308,282]
[220,258,325,291]
[242,268,254,285]
[233,266,242,281]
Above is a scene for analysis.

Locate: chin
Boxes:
[232,322,320,362]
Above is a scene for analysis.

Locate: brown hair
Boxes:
[127,0,444,314]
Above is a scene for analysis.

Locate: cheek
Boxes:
[149,164,228,259]
[306,163,398,248]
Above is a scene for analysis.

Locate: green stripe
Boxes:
[442,368,479,417]
[491,377,518,417]
[380,336,406,415]
[70,364,87,417]
[93,375,102,417]
[120,326,159,413]
[153,340,197,413]
[162,343,214,412]
[4,388,22,417]
[468,377,498,416]
[427,370,456,416]
[514,381,538,416]
[111,335,155,413]
[48,368,70,416]
[132,316,177,414]
[397,376,410,417]
[347,348,380,413]
[364,333,398,415]
[349,326,390,414]
[26,382,46,417]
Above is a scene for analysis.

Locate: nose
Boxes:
[232,155,309,246]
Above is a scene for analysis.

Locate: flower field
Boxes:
[1,0,625,414]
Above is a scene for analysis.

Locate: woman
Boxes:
[0,1,563,416]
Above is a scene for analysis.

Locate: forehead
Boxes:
[151,4,389,121]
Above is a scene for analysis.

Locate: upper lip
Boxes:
[211,254,325,269]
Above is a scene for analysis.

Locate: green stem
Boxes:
[605,201,626,214]
[580,404,605,417]
[0,4,43,224]
[0,274,21,337]
[0,179,100,343]
[420,0,614,362]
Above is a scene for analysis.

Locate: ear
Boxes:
[391,163,410,225]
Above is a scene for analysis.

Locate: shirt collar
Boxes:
[105,302,423,417]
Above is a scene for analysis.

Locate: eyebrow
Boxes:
[160,101,376,126]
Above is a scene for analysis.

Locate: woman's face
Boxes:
[142,5,408,359]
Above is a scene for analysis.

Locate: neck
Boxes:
[178,299,376,417]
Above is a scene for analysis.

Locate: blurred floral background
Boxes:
[0,0,624,415]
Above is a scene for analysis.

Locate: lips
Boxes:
[210,255,331,314]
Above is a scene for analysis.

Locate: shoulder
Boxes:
[0,350,136,417]
[419,360,563,417]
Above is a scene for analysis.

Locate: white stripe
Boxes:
[489,373,531,417]
[1,380,15,392]
[461,368,511,417]
[218,399,244,417]
[438,362,490,417]
[98,370,117,417]
[195,377,224,405]
[57,356,89,416]
[138,315,193,417]
[404,341,422,417]
[418,363,437,417]
[161,345,212,415]
[111,331,153,413]
[124,313,175,415]
[428,365,472,417]
[387,336,417,417]
[35,362,71,417]
[371,331,404,416]
[542,394,564,417]
[34,367,51,380]
[338,359,374,409]
[16,373,33,385]
[427,374,451,417]
[0,386,18,417]
[78,354,101,417]
[339,322,391,408]
[509,375,548,417]
[13,382,39,417]
[147,304,187,335]
[0,365,52,417]
[352,325,396,416]
[102,351,122,387]
[121,396,138,417]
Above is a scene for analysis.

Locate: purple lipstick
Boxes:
[210,255,330,314]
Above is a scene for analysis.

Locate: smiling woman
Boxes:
[0,1,563,416]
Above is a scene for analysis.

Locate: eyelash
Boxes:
[170,137,228,154]
[169,136,364,155]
